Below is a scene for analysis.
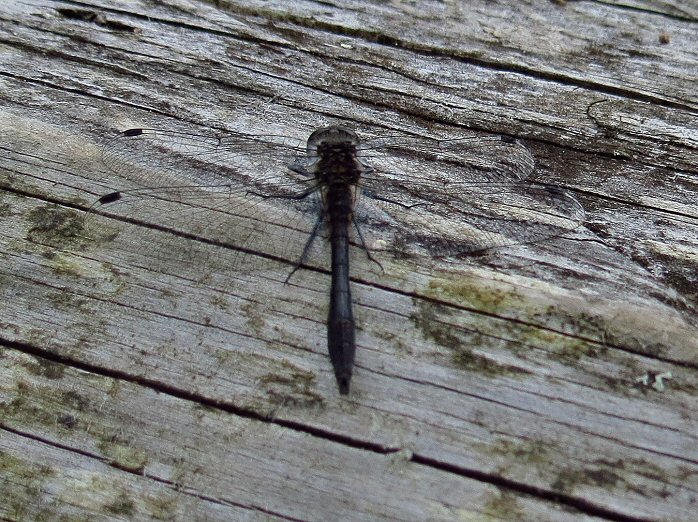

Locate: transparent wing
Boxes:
[358,134,535,185]
[101,128,309,194]
[352,133,582,257]
[355,182,584,259]
[85,128,326,271]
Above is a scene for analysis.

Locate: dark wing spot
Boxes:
[98,192,122,205]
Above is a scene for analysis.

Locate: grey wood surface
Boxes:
[1,0,696,520]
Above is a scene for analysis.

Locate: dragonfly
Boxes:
[85,124,585,394]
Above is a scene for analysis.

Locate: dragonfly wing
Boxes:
[87,128,325,272]
[358,133,535,186]
[355,181,584,259]
[353,131,579,258]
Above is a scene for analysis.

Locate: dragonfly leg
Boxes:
[351,214,384,273]
[363,189,430,210]
[285,210,325,283]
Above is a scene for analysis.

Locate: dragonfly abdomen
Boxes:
[326,182,356,394]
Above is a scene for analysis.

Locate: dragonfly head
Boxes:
[306,126,359,153]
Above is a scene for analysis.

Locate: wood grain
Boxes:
[1,0,696,520]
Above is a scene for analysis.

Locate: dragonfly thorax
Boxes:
[307,126,366,187]
[315,143,364,187]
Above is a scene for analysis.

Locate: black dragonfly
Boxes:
[86,125,585,394]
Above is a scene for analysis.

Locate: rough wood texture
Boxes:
[1,0,696,520]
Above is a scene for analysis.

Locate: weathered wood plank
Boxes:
[2,348,611,521]
[1,0,697,520]
[3,167,697,520]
